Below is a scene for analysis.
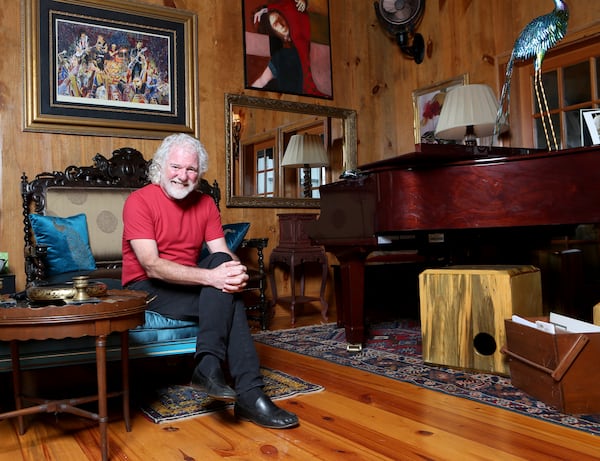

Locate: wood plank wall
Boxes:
[2,0,599,298]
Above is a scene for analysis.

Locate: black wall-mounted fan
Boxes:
[374,0,426,64]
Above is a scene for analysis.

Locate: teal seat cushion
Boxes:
[128,311,199,344]
[199,222,250,260]
[29,213,96,276]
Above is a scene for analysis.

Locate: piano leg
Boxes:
[336,254,368,351]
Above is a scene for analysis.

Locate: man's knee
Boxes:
[201,251,233,269]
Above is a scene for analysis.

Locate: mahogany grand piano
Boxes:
[306,144,600,349]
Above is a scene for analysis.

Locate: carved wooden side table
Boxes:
[269,213,328,324]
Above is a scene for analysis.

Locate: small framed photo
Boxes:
[412,74,469,144]
[581,109,600,145]
[23,0,199,139]
[242,0,333,99]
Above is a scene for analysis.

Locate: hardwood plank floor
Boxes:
[1,304,600,460]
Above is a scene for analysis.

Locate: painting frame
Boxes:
[241,0,333,99]
[581,109,600,145]
[412,74,469,144]
[23,0,199,139]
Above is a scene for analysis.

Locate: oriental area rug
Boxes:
[140,367,323,424]
[252,320,600,436]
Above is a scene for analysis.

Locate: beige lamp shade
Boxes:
[435,84,507,142]
[281,134,329,168]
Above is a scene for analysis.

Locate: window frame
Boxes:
[253,140,275,198]
[508,34,600,149]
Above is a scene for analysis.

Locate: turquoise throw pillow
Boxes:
[199,222,250,261]
[29,213,97,276]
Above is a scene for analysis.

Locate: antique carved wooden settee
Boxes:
[0,147,268,373]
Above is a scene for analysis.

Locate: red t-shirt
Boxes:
[121,184,224,286]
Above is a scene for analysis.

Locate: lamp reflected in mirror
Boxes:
[282,134,329,198]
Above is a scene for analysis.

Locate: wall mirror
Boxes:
[225,93,357,208]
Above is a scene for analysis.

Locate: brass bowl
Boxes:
[26,280,108,302]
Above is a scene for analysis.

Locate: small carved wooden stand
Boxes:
[269,213,328,324]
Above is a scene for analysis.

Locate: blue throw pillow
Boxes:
[199,222,250,261]
[29,213,97,276]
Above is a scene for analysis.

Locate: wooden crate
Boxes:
[503,317,600,414]
[419,265,542,375]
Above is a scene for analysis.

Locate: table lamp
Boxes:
[435,84,507,145]
[281,134,329,198]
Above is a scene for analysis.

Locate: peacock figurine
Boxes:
[494,0,569,150]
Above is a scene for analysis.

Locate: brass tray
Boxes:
[26,279,108,302]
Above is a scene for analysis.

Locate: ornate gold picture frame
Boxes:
[23,0,198,139]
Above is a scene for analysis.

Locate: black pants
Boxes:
[128,252,263,394]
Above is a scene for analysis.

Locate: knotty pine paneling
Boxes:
[2,0,599,294]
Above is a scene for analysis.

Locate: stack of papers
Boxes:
[511,313,600,334]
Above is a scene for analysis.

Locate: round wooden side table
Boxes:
[0,289,147,461]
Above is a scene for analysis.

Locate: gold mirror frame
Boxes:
[225,93,357,208]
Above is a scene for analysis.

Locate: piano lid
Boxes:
[358,144,544,173]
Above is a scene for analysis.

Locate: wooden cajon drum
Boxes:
[419,265,542,375]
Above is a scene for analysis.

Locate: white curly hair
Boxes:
[147,133,209,184]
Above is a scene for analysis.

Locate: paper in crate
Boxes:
[503,313,600,414]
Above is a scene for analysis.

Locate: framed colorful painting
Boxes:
[242,0,333,99]
[412,74,469,144]
[23,0,198,138]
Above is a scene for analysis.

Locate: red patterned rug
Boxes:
[253,320,600,436]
